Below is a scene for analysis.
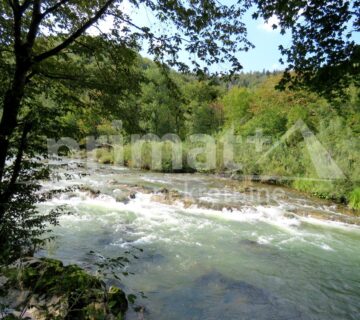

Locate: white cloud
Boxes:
[257,16,280,32]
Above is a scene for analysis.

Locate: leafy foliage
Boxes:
[1,257,129,319]
[252,0,360,97]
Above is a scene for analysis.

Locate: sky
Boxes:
[128,3,291,72]
[90,1,357,73]
[230,10,290,72]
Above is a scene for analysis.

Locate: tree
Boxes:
[139,62,186,137]
[221,87,253,129]
[186,80,224,134]
[0,0,253,263]
[253,0,360,97]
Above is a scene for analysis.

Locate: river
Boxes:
[38,159,360,320]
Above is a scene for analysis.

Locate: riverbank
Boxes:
[80,145,360,213]
[0,257,128,319]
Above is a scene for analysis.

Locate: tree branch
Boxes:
[111,13,191,44]
[20,0,33,13]
[42,0,71,16]
[38,70,79,81]
[25,70,37,83]
[26,0,42,47]
[34,0,115,63]
[10,0,23,51]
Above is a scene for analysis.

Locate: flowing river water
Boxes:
[38,159,360,320]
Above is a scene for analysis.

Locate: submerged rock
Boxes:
[141,253,166,265]
[158,187,169,194]
[287,207,360,226]
[196,201,235,212]
[115,194,130,204]
[78,185,101,198]
[155,271,304,320]
[182,197,195,208]
[151,189,182,205]
[239,239,262,247]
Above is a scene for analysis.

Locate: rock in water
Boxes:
[153,271,304,320]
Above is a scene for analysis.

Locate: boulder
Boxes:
[116,195,130,204]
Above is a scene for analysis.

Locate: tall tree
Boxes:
[0,0,250,182]
[0,0,252,262]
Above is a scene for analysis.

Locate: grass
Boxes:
[349,187,360,210]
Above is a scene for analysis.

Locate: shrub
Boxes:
[349,188,360,210]
[95,148,114,164]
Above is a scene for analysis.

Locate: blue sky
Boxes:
[93,2,359,73]
[230,9,291,72]
[132,4,290,72]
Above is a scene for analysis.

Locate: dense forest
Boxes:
[49,54,360,209]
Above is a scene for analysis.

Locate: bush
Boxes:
[1,257,128,319]
[349,188,360,210]
[95,148,114,164]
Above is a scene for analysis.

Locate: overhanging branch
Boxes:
[34,0,116,63]
[42,0,71,16]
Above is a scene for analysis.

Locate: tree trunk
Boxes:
[0,60,29,226]
[0,67,28,181]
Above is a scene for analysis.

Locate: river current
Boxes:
[38,159,360,319]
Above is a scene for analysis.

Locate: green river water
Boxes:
[38,159,360,319]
